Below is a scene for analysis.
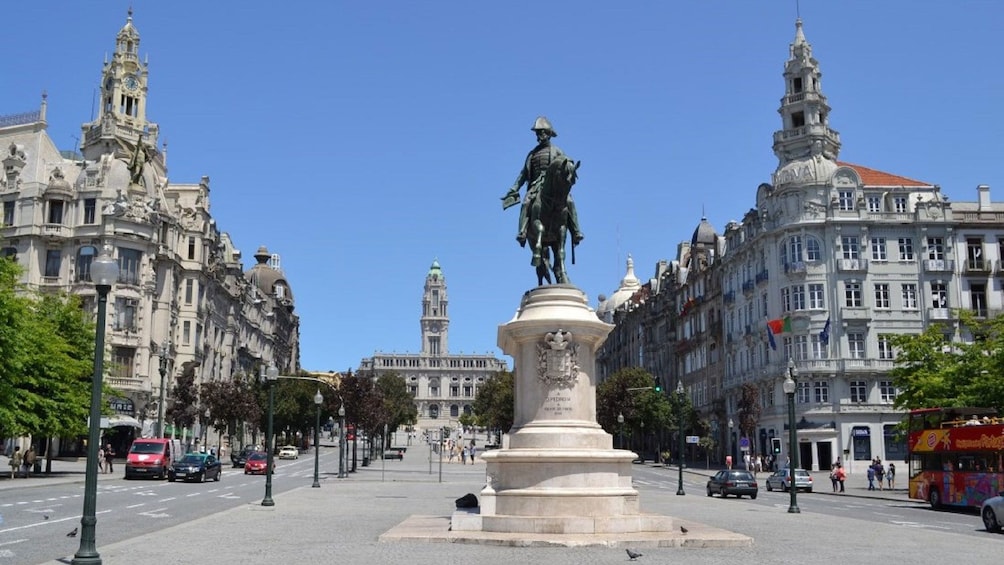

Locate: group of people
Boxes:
[7,446,38,478]
[446,439,477,465]
[99,443,116,473]
[829,462,847,492]
[866,458,895,491]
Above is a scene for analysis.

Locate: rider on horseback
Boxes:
[501,116,584,248]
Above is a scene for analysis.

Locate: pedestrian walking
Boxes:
[104,444,115,474]
[829,464,839,492]
[835,464,846,492]
[874,460,885,491]
[460,446,468,465]
[887,462,896,490]
[24,447,36,478]
[866,463,876,490]
[9,447,22,479]
[469,441,476,463]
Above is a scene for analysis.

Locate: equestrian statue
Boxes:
[501,116,584,286]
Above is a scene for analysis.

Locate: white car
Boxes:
[981,491,1004,532]
[278,445,299,460]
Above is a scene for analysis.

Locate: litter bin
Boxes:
[362,456,370,467]
[33,461,42,474]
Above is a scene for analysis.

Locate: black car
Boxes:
[706,469,758,499]
[231,446,257,468]
[168,453,222,482]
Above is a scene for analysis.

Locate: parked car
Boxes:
[278,445,299,460]
[231,446,257,468]
[244,452,274,475]
[706,469,758,499]
[168,453,222,482]
[982,491,1004,532]
[765,468,813,493]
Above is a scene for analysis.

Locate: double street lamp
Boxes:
[72,244,119,565]
[260,364,279,507]
[312,389,322,488]
[727,417,734,468]
[783,357,801,514]
[675,379,686,496]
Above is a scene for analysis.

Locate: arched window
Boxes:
[463,405,472,415]
[76,245,97,282]
[450,404,459,417]
[429,404,440,419]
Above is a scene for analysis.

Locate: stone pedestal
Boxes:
[452,285,674,535]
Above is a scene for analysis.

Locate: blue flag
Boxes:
[767,326,777,351]
[820,318,831,346]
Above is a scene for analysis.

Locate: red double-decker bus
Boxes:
[907,407,1004,509]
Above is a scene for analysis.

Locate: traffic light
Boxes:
[771,437,782,454]
[654,383,662,393]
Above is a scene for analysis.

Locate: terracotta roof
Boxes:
[836,161,932,187]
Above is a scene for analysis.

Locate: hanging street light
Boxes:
[313,389,323,488]
[783,357,801,514]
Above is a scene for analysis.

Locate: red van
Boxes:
[125,438,179,479]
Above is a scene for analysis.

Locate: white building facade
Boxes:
[0,11,299,456]
[358,260,507,434]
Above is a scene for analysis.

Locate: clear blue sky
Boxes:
[4,2,1002,372]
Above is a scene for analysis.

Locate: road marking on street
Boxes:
[24,506,61,514]
[890,520,950,530]
[157,497,176,502]
[138,507,170,518]
[0,539,26,547]
[126,503,145,509]
[186,492,200,497]
[0,511,109,534]
[218,494,241,499]
[135,490,158,496]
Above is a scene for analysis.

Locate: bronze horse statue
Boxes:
[527,156,580,285]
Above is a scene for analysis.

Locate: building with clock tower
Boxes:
[359,260,507,436]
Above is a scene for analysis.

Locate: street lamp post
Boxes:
[312,389,322,488]
[157,342,169,439]
[338,404,347,479]
[72,244,119,565]
[676,379,686,496]
[617,412,625,450]
[203,407,210,448]
[728,418,734,468]
[261,364,279,507]
[783,357,800,514]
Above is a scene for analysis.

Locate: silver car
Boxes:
[765,468,813,493]
[982,491,1004,532]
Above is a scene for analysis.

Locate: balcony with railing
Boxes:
[837,258,868,272]
[723,290,736,305]
[783,261,807,277]
[923,259,955,273]
[742,280,755,295]
[42,223,69,239]
[963,259,992,275]
[755,270,769,285]
[928,307,954,321]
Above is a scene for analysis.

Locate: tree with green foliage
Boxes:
[890,310,1004,413]
[168,361,201,437]
[375,372,417,448]
[471,370,514,444]
[596,367,673,436]
[736,383,761,456]
[201,374,261,449]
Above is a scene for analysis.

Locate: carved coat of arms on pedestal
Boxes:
[536,329,579,388]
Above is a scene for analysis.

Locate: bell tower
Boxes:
[80,8,160,160]
[771,19,841,167]
[420,260,449,356]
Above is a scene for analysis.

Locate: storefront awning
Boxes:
[102,415,142,429]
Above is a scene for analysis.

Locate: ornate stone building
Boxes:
[358,260,507,434]
[0,11,299,454]
[596,19,999,476]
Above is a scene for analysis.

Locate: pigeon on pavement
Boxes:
[625,548,643,560]
[66,527,78,537]
[44,515,49,520]
[680,525,688,534]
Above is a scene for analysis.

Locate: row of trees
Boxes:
[0,259,103,448]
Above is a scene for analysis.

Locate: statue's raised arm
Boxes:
[500,117,583,286]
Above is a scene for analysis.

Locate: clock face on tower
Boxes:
[430,322,441,333]
[123,74,139,92]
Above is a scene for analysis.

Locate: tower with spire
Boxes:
[80,8,161,181]
[420,259,449,355]
[771,19,841,169]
